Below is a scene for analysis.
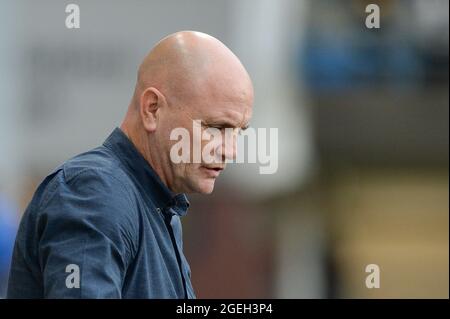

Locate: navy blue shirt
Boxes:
[7,128,196,299]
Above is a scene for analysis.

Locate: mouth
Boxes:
[201,165,224,178]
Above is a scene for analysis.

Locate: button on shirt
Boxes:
[7,128,196,299]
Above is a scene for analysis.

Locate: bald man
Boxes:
[7,31,253,299]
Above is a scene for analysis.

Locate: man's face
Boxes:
[158,89,253,194]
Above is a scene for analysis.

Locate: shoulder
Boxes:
[14,146,140,265]
[62,146,129,186]
[37,146,137,220]
[36,148,139,250]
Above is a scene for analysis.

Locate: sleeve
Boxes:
[36,169,138,298]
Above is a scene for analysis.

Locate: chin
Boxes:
[194,179,216,194]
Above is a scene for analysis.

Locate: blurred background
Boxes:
[0,0,448,298]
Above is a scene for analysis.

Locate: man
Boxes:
[7,31,253,298]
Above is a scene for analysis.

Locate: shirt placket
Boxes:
[162,208,193,299]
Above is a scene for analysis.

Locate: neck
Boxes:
[120,116,171,190]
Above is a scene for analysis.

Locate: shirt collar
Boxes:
[103,127,189,217]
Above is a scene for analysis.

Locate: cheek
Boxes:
[200,133,223,157]
[185,163,201,174]
[161,120,185,153]
[182,164,204,183]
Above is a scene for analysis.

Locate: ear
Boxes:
[139,87,167,132]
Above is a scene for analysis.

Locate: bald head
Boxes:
[133,31,253,106]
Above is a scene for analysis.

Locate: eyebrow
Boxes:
[205,119,250,130]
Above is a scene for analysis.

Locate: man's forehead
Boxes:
[200,102,252,127]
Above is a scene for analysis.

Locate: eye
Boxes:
[203,125,225,135]
[206,124,225,132]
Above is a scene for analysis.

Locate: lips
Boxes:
[201,165,224,177]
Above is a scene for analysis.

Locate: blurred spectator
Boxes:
[0,194,18,298]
